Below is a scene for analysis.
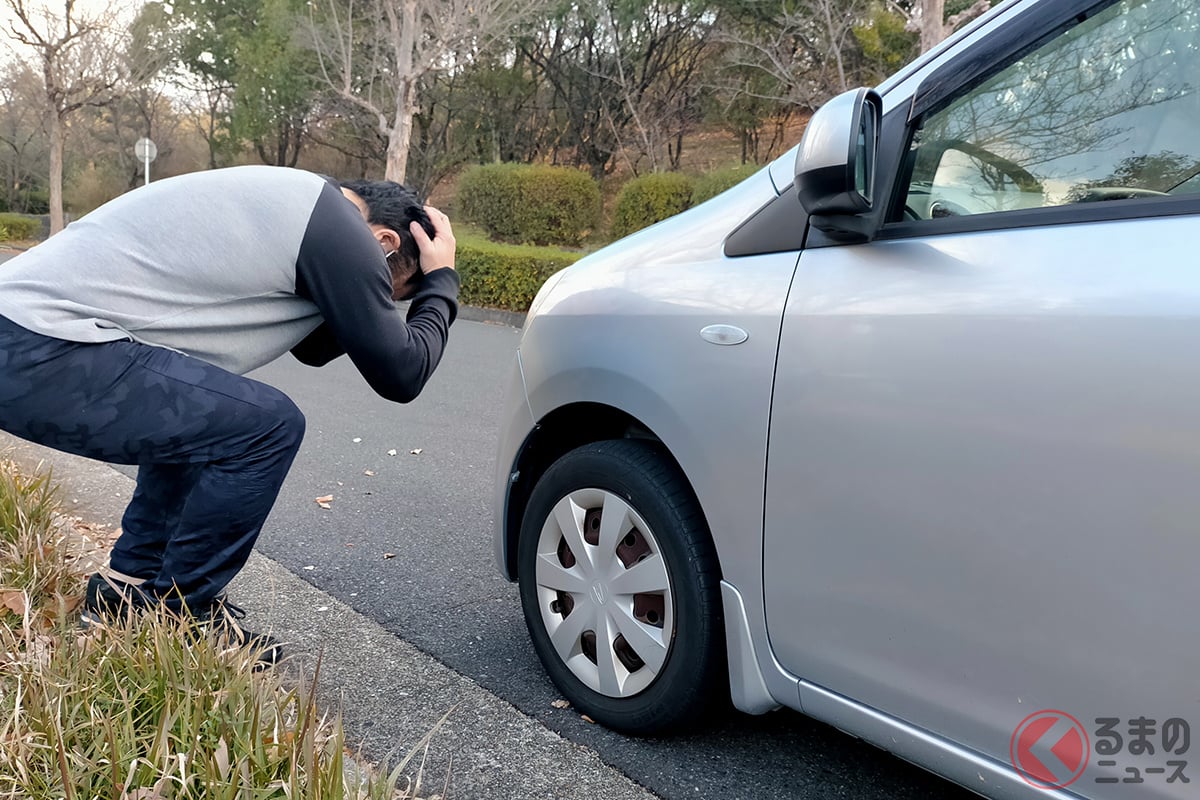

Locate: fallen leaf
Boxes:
[363,470,376,477]
[0,591,26,616]
[409,448,423,455]
[551,699,571,709]
[315,494,333,510]
[383,552,396,559]
[387,449,398,456]
[581,714,596,724]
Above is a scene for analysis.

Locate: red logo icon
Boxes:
[1011,710,1090,789]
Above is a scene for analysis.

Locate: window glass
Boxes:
[900,0,1200,222]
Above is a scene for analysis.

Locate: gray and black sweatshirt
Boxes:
[0,166,459,403]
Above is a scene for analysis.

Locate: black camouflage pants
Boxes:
[0,314,305,610]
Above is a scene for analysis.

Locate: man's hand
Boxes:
[411,205,456,274]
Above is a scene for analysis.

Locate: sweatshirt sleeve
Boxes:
[293,182,460,402]
[289,322,344,366]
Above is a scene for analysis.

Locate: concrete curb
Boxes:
[0,432,657,800]
[456,305,526,329]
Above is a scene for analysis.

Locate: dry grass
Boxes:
[0,459,436,799]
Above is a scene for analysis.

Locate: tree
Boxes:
[0,62,47,212]
[228,0,319,166]
[102,0,186,188]
[515,1,717,180]
[853,2,919,85]
[908,0,993,53]
[3,0,126,232]
[597,1,716,173]
[309,0,542,183]
[711,0,874,117]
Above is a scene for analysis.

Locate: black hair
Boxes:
[338,179,434,269]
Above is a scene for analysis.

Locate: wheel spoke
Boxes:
[549,597,592,662]
[597,493,634,573]
[608,553,669,596]
[535,553,589,594]
[611,605,669,674]
[595,608,622,696]
[552,496,593,574]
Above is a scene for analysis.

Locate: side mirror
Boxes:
[795,87,883,241]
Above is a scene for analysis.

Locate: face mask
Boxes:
[383,249,397,260]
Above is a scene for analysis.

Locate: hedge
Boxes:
[455,235,583,312]
[458,163,601,247]
[0,213,40,242]
[691,164,759,205]
[610,172,696,239]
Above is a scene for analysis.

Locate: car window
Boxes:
[898,0,1200,222]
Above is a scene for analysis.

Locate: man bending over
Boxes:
[0,166,458,662]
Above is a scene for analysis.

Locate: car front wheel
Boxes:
[517,439,724,733]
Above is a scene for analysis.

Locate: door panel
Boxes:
[764,216,1200,796]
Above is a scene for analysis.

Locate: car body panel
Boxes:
[766,217,1200,798]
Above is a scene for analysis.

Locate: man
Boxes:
[0,166,458,662]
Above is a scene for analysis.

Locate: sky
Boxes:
[0,0,141,55]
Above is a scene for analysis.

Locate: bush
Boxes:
[456,234,583,311]
[611,172,696,239]
[0,213,40,242]
[691,164,760,205]
[458,163,601,247]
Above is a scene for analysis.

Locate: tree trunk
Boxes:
[382,0,418,184]
[47,111,65,234]
[920,0,946,53]
[385,77,417,184]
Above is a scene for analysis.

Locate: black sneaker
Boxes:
[80,573,282,666]
[195,598,284,667]
[80,572,146,628]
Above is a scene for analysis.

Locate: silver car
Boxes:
[493,0,1200,797]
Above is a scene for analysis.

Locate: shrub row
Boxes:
[0,213,40,242]
[457,162,761,247]
[458,164,601,248]
[611,172,695,239]
[610,164,760,238]
[691,163,760,205]
[456,235,583,312]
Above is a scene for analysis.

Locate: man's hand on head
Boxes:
[411,205,456,274]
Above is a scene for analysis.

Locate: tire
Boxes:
[517,439,725,733]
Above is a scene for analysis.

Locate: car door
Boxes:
[764,0,1200,795]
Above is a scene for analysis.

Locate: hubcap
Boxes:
[534,488,674,698]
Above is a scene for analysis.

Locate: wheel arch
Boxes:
[499,402,709,582]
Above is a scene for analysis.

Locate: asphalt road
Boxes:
[237,317,974,800]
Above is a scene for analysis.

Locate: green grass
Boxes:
[0,459,435,799]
